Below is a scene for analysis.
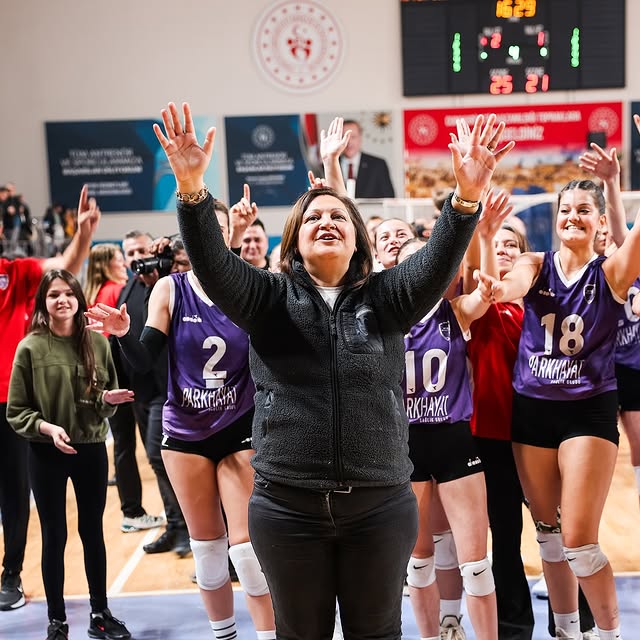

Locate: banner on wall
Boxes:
[225,111,397,206]
[46,117,219,212]
[404,102,623,250]
[225,114,314,207]
[632,102,640,191]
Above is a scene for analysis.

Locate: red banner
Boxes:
[403,102,622,198]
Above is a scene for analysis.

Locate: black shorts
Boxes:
[408,420,483,484]
[511,391,619,448]
[615,364,640,412]
[161,409,254,464]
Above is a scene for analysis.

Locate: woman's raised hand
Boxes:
[153,102,215,193]
[477,189,513,240]
[449,114,515,202]
[579,144,620,182]
[320,117,351,162]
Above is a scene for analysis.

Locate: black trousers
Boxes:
[144,397,186,532]
[249,477,418,640]
[0,404,30,575]
[474,437,534,640]
[29,441,109,622]
[110,400,147,518]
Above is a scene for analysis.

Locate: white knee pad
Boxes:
[190,536,230,591]
[406,555,436,588]
[537,531,566,563]
[228,541,269,597]
[563,543,608,578]
[434,531,459,570]
[459,557,495,597]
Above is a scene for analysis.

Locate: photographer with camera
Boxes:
[108,231,189,558]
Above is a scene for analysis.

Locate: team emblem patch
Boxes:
[0,274,9,290]
[583,283,596,304]
[438,321,451,341]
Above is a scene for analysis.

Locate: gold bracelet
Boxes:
[176,185,209,205]
[452,191,480,209]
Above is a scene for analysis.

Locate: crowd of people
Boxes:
[1,110,639,640]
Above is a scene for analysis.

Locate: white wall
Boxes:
[1,0,638,240]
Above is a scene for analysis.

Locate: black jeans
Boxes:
[249,476,418,640]
[0,404,30,575]
[474,437,534,640]
[29,442,108,622]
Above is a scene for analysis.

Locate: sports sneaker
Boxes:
[120,513,164,532]
[88,608,131,639]
[582,631,599,640]
[0,570,26,610]
[46,619,69,640]
[532,575,549,599]
[440,614,466,640]
[555,630,580,639]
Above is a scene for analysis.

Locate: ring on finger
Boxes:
[487,144,496,152]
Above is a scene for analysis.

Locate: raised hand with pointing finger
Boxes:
[230,183,259,248]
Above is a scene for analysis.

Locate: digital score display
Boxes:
[401,0,625,96]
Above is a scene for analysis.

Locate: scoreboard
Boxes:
[401,0,625,96]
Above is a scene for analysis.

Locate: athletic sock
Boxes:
[553,611,580,637]
[210,616,237,639]
[634,466,640,494]
[256,631,276,640]
[596,626,622,639]
[440,598,462,618]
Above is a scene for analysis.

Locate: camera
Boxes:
[131,245,174,278]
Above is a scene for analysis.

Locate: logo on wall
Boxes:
[253,1,344,93]
[406,114,438,147]
[251,125,276,149]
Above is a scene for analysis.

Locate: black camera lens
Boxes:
[130,245,175,278]
[131,257,160,275]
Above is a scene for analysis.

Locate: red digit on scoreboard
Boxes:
[490,75,513,94]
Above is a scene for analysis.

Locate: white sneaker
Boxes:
[121,513,165,532]
[440,614,466,640]
[582,630,599,639]
[331,606,343,640]
[532,575,549,599]
[555,630,580,639]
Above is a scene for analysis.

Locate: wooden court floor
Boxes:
[2,428,640,603]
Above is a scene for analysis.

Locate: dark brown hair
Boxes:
[30,269,97,391]
[557,180,605,215]
[279,187,373,288]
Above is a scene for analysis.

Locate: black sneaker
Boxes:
[88,608,131,640]
[46,619,69,640]
[0,570,26,610]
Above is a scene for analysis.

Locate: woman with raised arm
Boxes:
[151,102,513,640]
[86,197,276,640]
[579,124,640,514]
[476,159,640,638]
[399,188,512,640]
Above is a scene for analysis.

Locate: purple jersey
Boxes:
[403,298,473,424]
[163,271,255,441]
[615,277,640,370]
[513,252,623,400]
